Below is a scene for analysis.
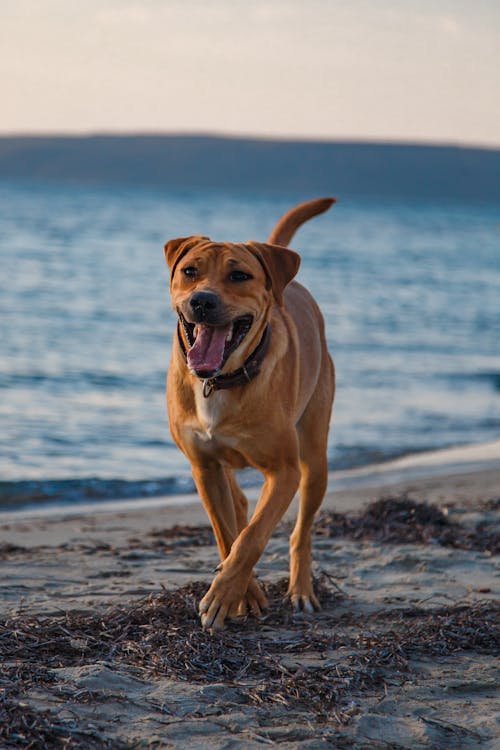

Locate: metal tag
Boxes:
[203,378,216,398]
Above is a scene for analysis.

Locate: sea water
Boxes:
[1,181,499,509]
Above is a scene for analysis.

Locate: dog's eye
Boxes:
[182,266,197,278]
[229,270,253,282]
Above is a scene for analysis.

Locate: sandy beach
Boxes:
[1,458,499,749]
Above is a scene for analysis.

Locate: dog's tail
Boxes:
[267,197,336,247]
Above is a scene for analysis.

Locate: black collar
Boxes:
[177,323,271,398]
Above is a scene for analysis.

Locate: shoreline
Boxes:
[2,438,500,521]
[1,450,499,552]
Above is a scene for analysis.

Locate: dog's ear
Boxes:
[163,235,208,279]
[246,242,301,306]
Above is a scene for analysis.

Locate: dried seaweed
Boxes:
[4,497,496,564]
[0,576,497,748]
[246,599,499,719]
[0,666,128,749]
[1,580,498,718]
[1,495,498,744]
[0,526,215,561]
[0,697,129,749]
[147,524,214,545]
[314,496,500,554]
[0,542,30,560]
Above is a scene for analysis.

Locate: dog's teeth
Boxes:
[226,324,234,343]
[193,325,199,340]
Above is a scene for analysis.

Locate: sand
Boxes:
[1,465,499,749]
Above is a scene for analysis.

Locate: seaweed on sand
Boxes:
[314,495,499,554]
[1,580,498,736]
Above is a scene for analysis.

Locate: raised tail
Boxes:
[267,197,336,247]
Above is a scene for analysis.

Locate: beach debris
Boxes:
[314,496,500,554]
[1,577,498,745]
[0,494,498,746]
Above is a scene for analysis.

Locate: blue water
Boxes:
[1,180,499,509]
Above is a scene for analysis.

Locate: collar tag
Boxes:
[203,378,216,398]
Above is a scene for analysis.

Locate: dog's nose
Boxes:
[189,291,220,322]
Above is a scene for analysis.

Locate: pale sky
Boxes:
[1,0,499,146]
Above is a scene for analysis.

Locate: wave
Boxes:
[3,439,500,516]
[0,370,164,391]
[0,476,195,512]
[1,441,486,513]
[444,370,500,392]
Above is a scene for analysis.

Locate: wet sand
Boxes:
[1,466,499,748]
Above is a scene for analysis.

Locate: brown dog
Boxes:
[164,198,335,629]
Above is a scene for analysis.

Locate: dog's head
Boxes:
[164,236,300,377]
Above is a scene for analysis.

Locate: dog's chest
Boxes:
[193,387,232,441]
[179,386,250,469]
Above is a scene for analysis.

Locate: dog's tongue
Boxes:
[187,324,230,373]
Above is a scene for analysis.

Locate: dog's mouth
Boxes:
[179,312,253,377]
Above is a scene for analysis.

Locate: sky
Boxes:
[1,0,499,146]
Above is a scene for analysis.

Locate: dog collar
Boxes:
[176,323,271,398]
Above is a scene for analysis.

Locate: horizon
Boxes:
[1,131,499,153]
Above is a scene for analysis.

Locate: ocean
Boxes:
[1,180,499,510]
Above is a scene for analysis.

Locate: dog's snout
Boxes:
[190,291,220,322]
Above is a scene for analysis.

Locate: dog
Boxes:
[164,197,335,629]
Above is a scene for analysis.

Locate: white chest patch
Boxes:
[193,385,230,439]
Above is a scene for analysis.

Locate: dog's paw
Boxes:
[286,583,321,614]
[199,571,247,631]
[230,576,268,620]
[199,572,268,630]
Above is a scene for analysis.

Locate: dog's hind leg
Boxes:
[289,356,335,612]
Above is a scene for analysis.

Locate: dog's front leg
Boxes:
[191,461,268,621]
[199,460,301,630]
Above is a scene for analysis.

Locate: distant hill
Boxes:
[0,134,499,201]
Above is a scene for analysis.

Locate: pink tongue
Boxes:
[187,324,230,372]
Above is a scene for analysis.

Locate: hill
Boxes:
[0,134,498,201]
